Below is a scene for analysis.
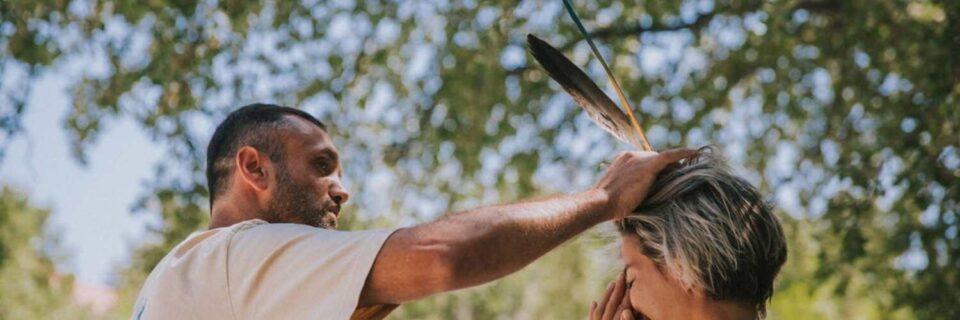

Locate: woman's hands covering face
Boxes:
[590,271,637,320]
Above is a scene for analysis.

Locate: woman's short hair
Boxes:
[617,146,787,315]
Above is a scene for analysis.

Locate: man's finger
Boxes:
[654,147,697,166]
[620,309,634,320]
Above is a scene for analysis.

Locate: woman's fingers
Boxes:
[602,272,627,320]
[592,276,616,320]
[592,271,638,320]
[615,283,634,320]
[593,280,614,319]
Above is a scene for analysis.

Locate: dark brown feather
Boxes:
[527,34,648,150]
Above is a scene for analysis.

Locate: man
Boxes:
[587,148,788,320]
[132,103,694,319]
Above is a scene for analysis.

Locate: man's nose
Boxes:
[329,183,350,205]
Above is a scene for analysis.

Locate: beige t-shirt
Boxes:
[131,219,396,320]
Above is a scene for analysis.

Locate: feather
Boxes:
[527,34,652,151]
[558,0,652,151]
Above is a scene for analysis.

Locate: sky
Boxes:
[0,71,163,288]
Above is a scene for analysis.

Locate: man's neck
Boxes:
[208,213,247,229]
[208,193,261,229]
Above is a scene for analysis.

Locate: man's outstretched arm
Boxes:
[358,148,695,306]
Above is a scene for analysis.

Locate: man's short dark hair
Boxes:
[206,103,325,205]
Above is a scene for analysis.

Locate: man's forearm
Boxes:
[417,189,611,289]
[360,150,692,306]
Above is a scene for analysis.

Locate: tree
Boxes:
[2,0,958,318]
[0,186,96,319]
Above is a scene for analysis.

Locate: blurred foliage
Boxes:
[0,187,96,319]
[2,0,959,319]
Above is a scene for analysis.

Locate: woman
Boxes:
[590,148,788,320]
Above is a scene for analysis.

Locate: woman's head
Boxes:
[617,147,787,318]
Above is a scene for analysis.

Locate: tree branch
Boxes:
[509,12,718,75]
[573,11,717,49]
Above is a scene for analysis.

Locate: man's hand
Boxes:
[592,148,696,221]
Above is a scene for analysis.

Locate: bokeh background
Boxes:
[1,0,958,319]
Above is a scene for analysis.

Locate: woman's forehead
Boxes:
[620,235,644,262]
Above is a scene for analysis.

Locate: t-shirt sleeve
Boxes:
[225,223,397,320]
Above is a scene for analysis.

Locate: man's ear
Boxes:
[235,146,271,192]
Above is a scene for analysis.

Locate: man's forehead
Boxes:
[280,115,336,151]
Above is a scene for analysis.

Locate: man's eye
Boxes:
[315,160,331,173]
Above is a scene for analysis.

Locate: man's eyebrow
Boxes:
[313,148,339,161]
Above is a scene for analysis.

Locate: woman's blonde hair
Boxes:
[617,146,787,315]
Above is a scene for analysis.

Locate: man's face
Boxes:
[263,116,349,229]
[621,234,700,320]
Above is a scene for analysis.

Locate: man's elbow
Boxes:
[423,236,502,292]
[373,229,465,303]
[412,234,464,293]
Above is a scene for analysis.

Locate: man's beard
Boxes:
[265,164,337,229]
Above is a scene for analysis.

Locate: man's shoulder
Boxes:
[228,220,397,253]
[161,219,272,259]
[232,219,397,237]
[230,219,348,239]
